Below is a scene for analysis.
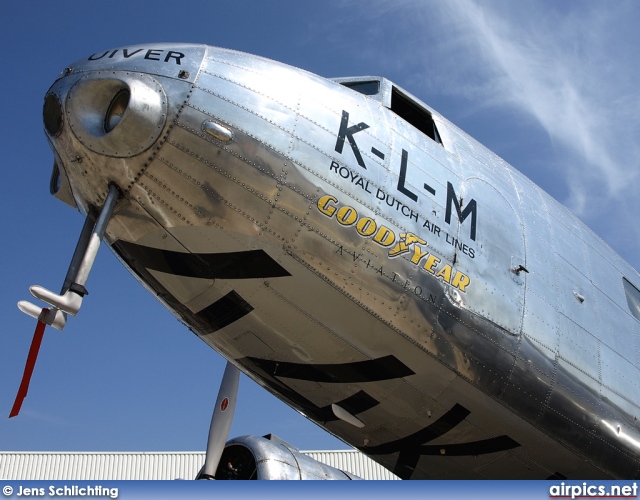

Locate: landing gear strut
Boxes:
[11,184,121,417]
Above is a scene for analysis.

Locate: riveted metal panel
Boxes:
[601,344,640,410]
[40,42,640,480]
[556,313,600,381]
[522,288,559,355]
[443,120,514,188]
[449,178,524,335]
[64,44,206,83]
[595,290,636,358]
[501,338,554,420]
[295,84,390,173]
[552,257,599,337]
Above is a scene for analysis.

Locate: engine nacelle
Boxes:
[213,435,360,480]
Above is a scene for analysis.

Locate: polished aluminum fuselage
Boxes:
[43,43,640,478]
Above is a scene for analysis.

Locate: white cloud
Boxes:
[443,4,621,180]
[437,1,640,263]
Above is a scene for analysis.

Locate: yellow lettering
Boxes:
[452,271,471,291]
[388,233,427,258]
[423,254,440,274]
[373,226,396,247]
[318,195,338,217]
[356,217,377,237]
[336,205,358,226]
[435,264,452,283]
[410,245,429,264]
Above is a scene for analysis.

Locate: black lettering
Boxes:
[88,51,109,61]
[423,182,436,196]
[144,49,162,61]
[108,50,118,58]
[371,147,385,160]
[397,149,418,202]
[336,246,343,255]
[386,195,396,208]
[469,247,475,259]
[165,51,185,65]
[123,48,143,58]
[445,182,477,241]
[329,161,339,173]
[335,110,369,169]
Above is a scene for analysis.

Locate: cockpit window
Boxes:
[391,87,442,145]
[340,80,380,96]
[623,277,640,322]
[337,77,444,146]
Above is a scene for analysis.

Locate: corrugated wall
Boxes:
[304,450,399,480]
[0,452,203,480]
[0,451,399,480]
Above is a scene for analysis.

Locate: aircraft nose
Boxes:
[59,74,167,158]
[43,93,64,138]
[42,44,203,206]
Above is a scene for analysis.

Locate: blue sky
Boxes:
[1,1,639,457]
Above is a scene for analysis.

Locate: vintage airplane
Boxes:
[10,43,640,479]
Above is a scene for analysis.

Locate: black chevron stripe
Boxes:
[113,241,256,335]
[246,354,415,383]
[418,435,520,456]
[362,403,520,479]
[116,240,290,279]
[365,403,470,456]
[196,291,254,332]
[320,390,380,418]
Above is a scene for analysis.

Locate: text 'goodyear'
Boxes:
[317,195,470,292]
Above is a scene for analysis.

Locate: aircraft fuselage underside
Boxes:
[40,44,640,479]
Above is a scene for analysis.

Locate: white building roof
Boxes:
[0,450,399,480]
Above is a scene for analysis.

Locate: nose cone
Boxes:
[65,73,167,158]
[42,43,206,213]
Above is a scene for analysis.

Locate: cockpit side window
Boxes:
[340,80,380,96]
[623,277,640,322]
[391,87,442,146]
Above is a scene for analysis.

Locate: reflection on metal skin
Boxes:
[65,73,167,158]
[202,121,233,143]
[215,435,359,480]
[40,43,640,479]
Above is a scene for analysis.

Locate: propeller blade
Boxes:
[198,361,240,479]
[10,312,49,418]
